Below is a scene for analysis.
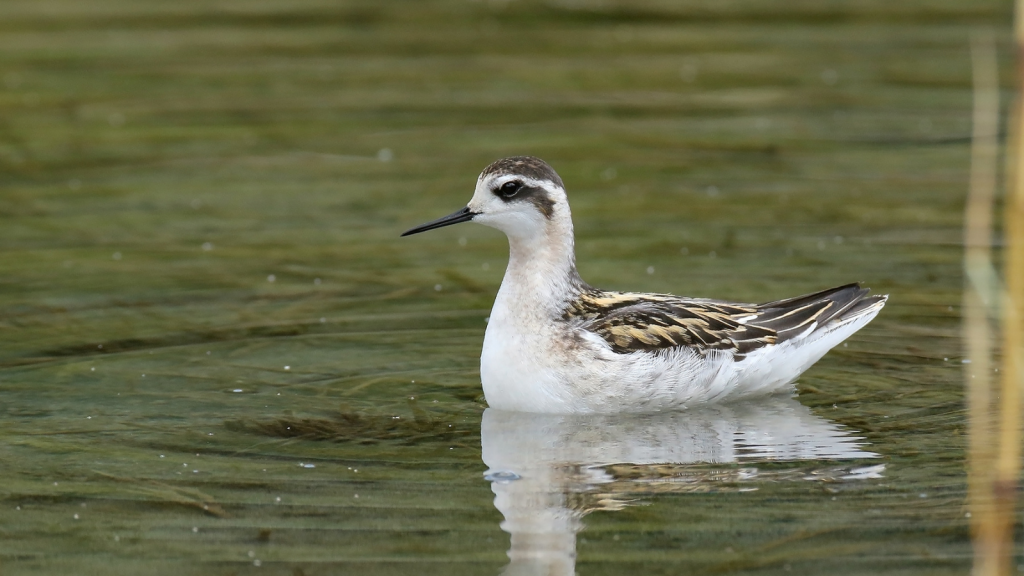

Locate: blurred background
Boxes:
[0,0,1017,574]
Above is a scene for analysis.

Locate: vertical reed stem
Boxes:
[965,29,1001,576]
[994,0,1024,567]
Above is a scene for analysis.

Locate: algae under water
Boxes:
[0,0,1017,574]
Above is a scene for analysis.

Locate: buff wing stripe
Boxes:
[565,283,882,357]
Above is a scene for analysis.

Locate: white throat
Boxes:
[498,208,583,318]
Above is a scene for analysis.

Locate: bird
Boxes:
[402,156,886,414]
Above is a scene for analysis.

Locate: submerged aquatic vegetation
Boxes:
[227,401,478,446]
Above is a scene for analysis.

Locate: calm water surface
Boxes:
[0,0,1015,574]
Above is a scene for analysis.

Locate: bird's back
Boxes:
[565,283,884,359]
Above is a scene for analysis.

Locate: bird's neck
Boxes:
[498,217,586,318]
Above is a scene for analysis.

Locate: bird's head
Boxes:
[401,156,569,240]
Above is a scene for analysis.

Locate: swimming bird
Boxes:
[402,156,886,414]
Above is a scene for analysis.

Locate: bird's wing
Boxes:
[745,283,877,342]
[564,291,775,356]
[565,284,877,357]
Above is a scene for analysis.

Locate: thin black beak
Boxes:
[401,206,477,237]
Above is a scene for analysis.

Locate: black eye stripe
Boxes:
[489,183,556,219]
[494,180,523,198]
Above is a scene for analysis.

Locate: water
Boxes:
[0,0,1014,573]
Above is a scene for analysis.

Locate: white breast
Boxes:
[480,286,577,413]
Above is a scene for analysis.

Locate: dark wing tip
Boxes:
[751,283,883,342]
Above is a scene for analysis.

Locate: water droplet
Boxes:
[458,237,467,246]
[202,242,213,251]
[233,389,243,393]
[377,148,393,162]
[484,471,522,483]
[284,366,290,370]
[267,274,276,283]
[314,277,321,285]
[646,266,655,275]
[434,284,442,291]
[821,69,838,85]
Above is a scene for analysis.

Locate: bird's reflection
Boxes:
[480,395,882,576]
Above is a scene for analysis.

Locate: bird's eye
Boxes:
[497,181,522,198]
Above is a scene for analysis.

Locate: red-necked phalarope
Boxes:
[402,156,887,414]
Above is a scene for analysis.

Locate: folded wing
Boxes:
[566,283,882,358]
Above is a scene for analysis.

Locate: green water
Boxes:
[0,0,1016,574]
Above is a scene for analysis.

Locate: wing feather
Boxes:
[563,283,880,357]
[564,291,774,357]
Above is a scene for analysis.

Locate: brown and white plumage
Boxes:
[403,156,887,413]
[566,283,885,358]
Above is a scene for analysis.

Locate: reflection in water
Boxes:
[481,395,881,576]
